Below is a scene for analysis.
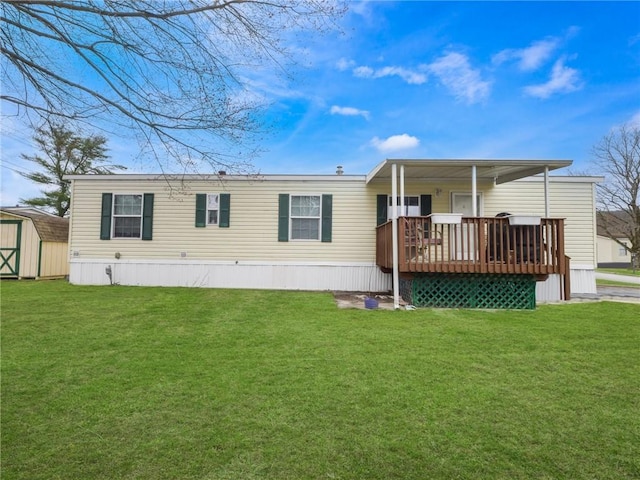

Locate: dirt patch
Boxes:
[333,291,403,310]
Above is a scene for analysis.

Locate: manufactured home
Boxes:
[596,211,635,268]
[0,207,70,279]
[65,159,600,309]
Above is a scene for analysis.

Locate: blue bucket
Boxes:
[364,297,379,309]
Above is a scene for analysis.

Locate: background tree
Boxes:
[1,1,345,173]
[20,122,125,217]
[592,123,640,269]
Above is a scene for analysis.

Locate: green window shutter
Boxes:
[278,194,289,242]
[195,194,206,227]
[142,193,154,240]
[100,193,112,240]
[376,194,388,225]
[321,194,332,243]
[219,193,230,228]
[420,194,432,216]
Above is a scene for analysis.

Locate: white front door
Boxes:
[451,193,482,260]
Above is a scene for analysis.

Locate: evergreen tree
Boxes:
[20,123,125,217]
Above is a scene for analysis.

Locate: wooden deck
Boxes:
[376,216,567,277]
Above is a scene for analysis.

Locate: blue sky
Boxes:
[2,1,639,206]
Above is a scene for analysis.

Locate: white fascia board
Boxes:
[365,159,389,184]
[64,173,367,182]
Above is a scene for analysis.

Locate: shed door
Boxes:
[1,220,22,277]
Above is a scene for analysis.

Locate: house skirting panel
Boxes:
[535,274,562,302]
[69,259,392,292]
[535,267,596,303]
[68,259,595,302]
[569,265,597,295]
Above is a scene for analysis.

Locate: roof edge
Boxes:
[63,174,366,181]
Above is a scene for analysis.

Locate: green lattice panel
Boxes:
[407,274,536,310]
[400,278,413,304]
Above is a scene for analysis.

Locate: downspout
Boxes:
[471,164,477,216]
[544,166,550,217]
[391,163,400,309]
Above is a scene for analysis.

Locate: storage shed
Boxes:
[0,207,69,279]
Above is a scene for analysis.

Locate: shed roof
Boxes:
[0,207,69,243]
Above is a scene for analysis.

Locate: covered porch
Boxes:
[367,159,573,308]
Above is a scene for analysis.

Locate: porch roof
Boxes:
[365,159,572,185]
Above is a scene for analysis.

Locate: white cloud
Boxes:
[493,38,560,71]
[426,52,491,104]
[336,57,355,71]
[353,65,375,78]
[370,133,419,153]
[376,66,427,85]
[524,57,582,99]
[330,105,370,120]
[353,65,427,85]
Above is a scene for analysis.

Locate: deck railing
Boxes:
[376,216,566,276]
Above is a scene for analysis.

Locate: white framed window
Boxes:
[113,194,143,238]
[619,242,628,257]
[388,195,420,220]
[291,195,321,240]
[207,194,219,225]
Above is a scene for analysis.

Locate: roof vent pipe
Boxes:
[336,165,344,175]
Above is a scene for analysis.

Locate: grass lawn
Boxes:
[598,267,640,277]
[2,280,639,480]
[596,278,640,288]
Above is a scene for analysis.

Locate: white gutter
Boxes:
[391,163,400,309]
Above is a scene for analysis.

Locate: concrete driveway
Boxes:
[591,272,640,303]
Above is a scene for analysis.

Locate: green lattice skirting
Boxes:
[400,274,536,310]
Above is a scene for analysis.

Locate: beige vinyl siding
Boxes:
[371,181,477,215]
[597,235,631,264]
[374,178,596,266]
[485,179,597,266]
[69,177,379,263]
[68,175,597,267]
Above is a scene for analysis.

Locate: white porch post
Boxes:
[471,164,477,216]
[391,163,400,309]
[400,165,405,216]
[544,166,550,217]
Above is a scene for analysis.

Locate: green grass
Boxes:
[598,267,640,277]
[2,280,639,480]
[596,278,640,287]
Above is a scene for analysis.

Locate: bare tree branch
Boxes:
[593,123,640,267]
[1,0,345,172]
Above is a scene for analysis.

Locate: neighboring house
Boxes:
[0,207,70,279]
[65,159,601,309]
[596,211,634,268]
